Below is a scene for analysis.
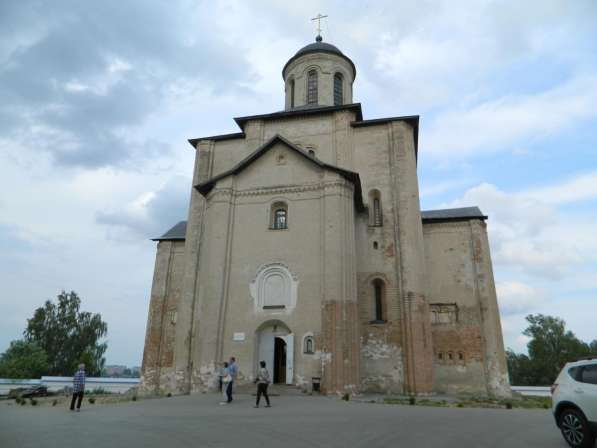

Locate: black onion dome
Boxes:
[282,37,356,79]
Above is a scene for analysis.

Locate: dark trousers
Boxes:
[256,383,270,406]
[226,381,233,402]
[70,391,84,410]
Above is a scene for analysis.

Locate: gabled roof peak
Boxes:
[194,134,365,211]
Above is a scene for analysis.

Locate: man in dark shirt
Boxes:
[70,364,86,412]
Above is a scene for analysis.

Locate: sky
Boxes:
[1,0,596,367]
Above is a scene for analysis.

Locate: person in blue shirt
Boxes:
[70,363,86,412]
[226,357,238,403]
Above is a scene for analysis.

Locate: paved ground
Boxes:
[0,393,571,448]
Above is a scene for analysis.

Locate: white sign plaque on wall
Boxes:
[233,332,245,342]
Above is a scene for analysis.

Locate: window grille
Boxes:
[334,73,343,105]
[307,70,318,105]
[274,209,287,229]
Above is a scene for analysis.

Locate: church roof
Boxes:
[151,220,187,241]
[421,206,487,223]
[282,37,356,79]
[152,207,487,242]
[194,134,366,212]
[188,105,419,161]
[233,103,363,131]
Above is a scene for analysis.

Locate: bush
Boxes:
[341,393,350,401]
[20,400,26,406]
[505,402,513,409]
[88,397,96,404]
[30,398,37,406]
[91,388,110,395]
[52,399,58,406]
[132,395,137,401]
[409,396,416,405]
[167,392,172,398]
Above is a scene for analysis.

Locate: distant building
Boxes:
[140,34,510,397]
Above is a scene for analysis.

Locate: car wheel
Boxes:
[559,408,595,448]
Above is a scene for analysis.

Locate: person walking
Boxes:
[254,361,271,408]
[226,357,238,403]
[70,363,86,412]
[220,362,230,405]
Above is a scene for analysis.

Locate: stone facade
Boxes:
[140,37,511,397]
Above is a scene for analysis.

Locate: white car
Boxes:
[552,358,597,448]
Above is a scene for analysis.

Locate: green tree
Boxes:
[0,340,49,379]
[24,291,107,376]
[507,314,592,385]
[506,349,533,386]
[523,314,592,384]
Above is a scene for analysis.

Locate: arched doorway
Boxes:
[273,337,287,384]
[255,320,294,385]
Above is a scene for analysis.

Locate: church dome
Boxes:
[282,36,356,80]
[295,40,344,58]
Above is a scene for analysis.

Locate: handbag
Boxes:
[223,374,232,383]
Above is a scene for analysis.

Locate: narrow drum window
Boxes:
[334,73,343,105]
[307,70,318,105]
[290,79,295,108]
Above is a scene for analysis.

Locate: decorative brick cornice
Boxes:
[207,180,353,201]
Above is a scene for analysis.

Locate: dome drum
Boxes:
[283,37,356,110]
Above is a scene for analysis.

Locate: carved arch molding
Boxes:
[250,263,299,312]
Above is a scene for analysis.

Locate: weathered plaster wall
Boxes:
[186,144,359,393]
[139,240,185,395]
[423,220,510,397]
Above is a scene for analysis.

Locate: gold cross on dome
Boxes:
[311,13,328,36]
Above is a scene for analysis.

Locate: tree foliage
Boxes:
[507,314,597,385]
[0,340,49,379]
[24,291,107,376]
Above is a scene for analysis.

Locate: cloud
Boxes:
[96,175,190,241]
[423,74,597,157]
[496,281,546,315]
[0,0,252,169]
[447,172,597,280]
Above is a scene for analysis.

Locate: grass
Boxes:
[383,395,552,410]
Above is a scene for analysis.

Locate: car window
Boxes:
[568,367,582,381]
[580,365,597,385]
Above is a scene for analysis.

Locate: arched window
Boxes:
[307,70,318,105]
[334,73,343,106]
[458,352,465,362]
[308,149,315,157]
[270,202,288,230]
[372,278,385,322]
[290,79,295,108]
[368,190,383,226]
[438,352,444,361]
[303,335,314,354]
